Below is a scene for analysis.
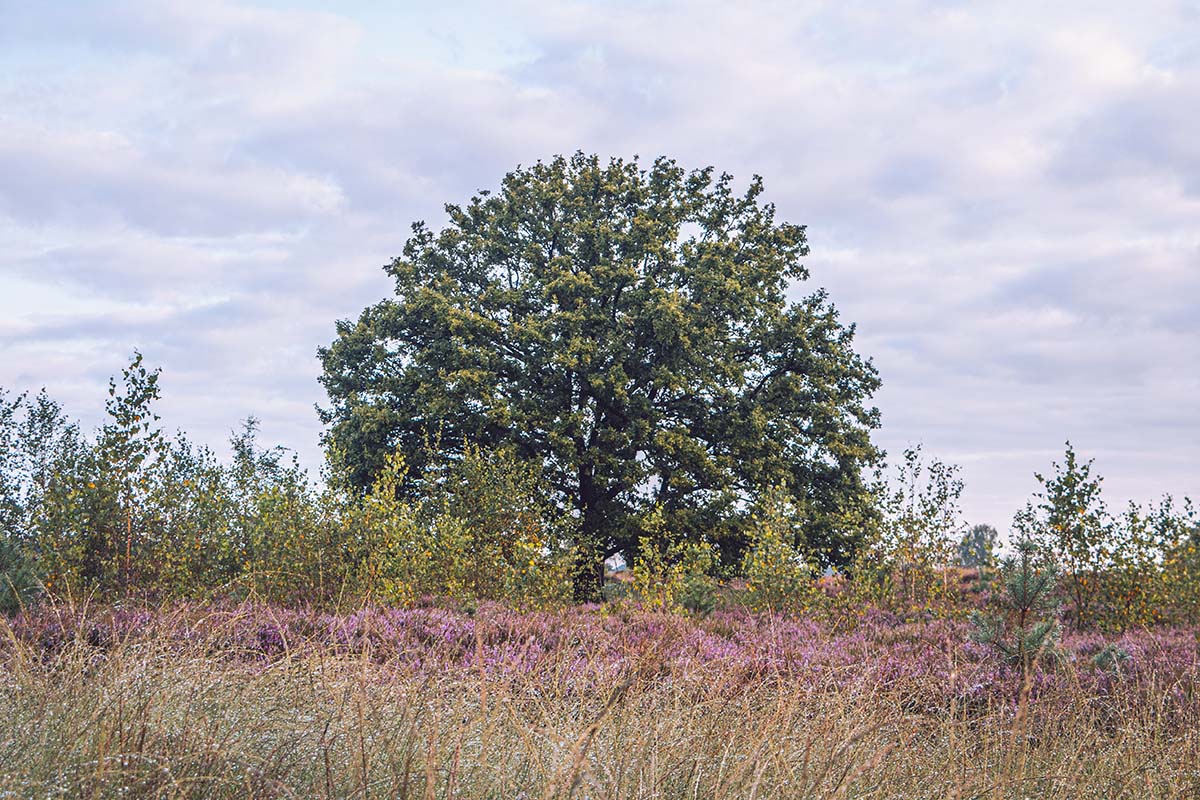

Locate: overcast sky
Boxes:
[1,0,1197,532]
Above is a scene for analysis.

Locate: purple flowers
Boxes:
[4,601,1197,720]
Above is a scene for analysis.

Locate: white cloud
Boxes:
[0,0,1196,531]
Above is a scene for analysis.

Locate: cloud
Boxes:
[0,0,1197,529]
[1052,80,1200,195]
[0,125,345,235]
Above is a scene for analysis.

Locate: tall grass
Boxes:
[1,602,1197,798]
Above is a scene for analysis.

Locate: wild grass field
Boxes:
[2,600,1197,799]
[6,3,1200,794]
[2,341,1197,799]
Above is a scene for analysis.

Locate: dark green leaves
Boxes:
[319,153,882,598]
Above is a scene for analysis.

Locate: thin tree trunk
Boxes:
[125,503,132,590]
[573,466,606,603]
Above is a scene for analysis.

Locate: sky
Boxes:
[1,0,1197,533]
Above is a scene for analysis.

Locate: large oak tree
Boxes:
[319,153,881,600]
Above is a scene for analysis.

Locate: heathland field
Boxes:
[2,601,1197,798]
[2,356,1199,797]
[6,2,1200,797]
[3,159,1198,798]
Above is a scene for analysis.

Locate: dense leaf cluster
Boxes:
[2,357,1196,630]
[0,362,571,608]
[319,153,882,598]
[1015,443,1200,630]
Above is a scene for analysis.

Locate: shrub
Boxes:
[1155,496,1199,625]
[240,465,341,604]
[140,435,237,597]
[1097,498,1173,630]
[631,507,717,611]
[1017,444,1198,630]
[5,355,1196,630]
[676,573,718,615]
[0,534,40,614]
[220,419,352,604]
[0,387,108,596]
[740,487,817,613]
[1016,442,1108,629]
[852,447,961,614]
[971,537,1061,680]
[1090,643,1130,675]
[424,443,574,607]
[351,445,574,608]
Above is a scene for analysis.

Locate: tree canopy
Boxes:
[318,153,882,599]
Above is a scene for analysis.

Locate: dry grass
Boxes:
[0,607,1197,799]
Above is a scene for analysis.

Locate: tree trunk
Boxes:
[573,466,606,603]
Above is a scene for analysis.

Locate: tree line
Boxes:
[2,153,1195,626]
[1,357,1195,630]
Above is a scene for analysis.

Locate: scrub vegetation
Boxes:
[2,366,1197,798]
[2,156,1197,797]
[2,602,1198,798]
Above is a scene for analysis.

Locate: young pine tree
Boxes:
[971,537,1061,679]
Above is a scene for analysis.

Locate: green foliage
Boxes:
[1016,442,1108,629]
[1090,643,1130,675]
[971,537,1061,678]
[0,388,92,595]
[959,522,1000,593]
[852,446,962,613]
[0,534,40,614]
[138,435,233,596]
[221,418,341,602]
[740,487,818,613]
[348,449,421,604]
[1115,495,1198,628]
[0,360,340,603]
[6,363,330,603]
[676,573,718,616]
[959,523,999,569]
[5,356,1196,628]
[631,507,717,611]
[1099,498,1171,630]
[1017,444,1198,631]
[241,456,342,605]
[3,356,577,609]
[1161,500,1200,623]
[427,442,575,606]
[0,390,22,538]
[350,445,574,608]
[318,152,882,600]
[97,350,167,589]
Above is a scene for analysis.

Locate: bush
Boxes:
[740,487,817,613]
[425,443,575,607]
[676,574,718,615]
[1015,442,1108,630]
[0,534,40,614]
[1161,500,1200,624]
[631,507,717,611]
[1090,643,1130,675]
[4,357,1197,629]
[1017,444,1198,630]
[851,447,961,614]
[970,537,1061,679]
[350,445,574,608]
